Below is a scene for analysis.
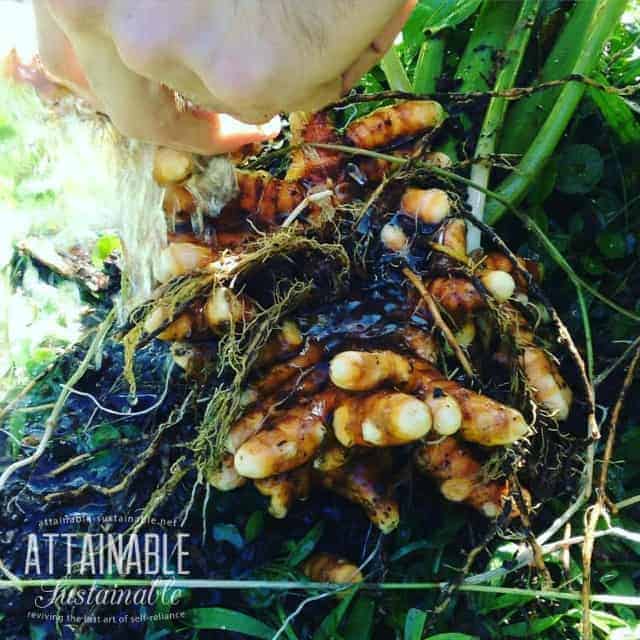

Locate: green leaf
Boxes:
[556,144,604,194]
[88,423,120,449]
[404,608,427,640]
[212,523,244,550]
[311,588,358,640]
[425,634,480,640]
[580,254,606,275]
[7,412,26,459]
[184,607,275,638]
[91,234,121,269]
[30,625,50,640]
[25,347,57,377]
[478,593,534,613]
[500,614,565,637]
[403,0,483,48]
[588,74,640,145]
[602,573,638,622]
[286,521,324,566]
[596,230,627,259]
[244,510,265,543]
[343,596,375,640]
[0,123,16,141]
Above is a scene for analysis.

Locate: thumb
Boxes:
[190,108,282,155]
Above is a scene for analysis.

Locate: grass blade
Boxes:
[184,607,276,638]
[404,608,427,640]
[286,522,324,566]
[342,595,375,640]
[311,587,359,640]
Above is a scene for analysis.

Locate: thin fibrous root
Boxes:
[0,310,115,493]
[403,267,476,380]
[44,391,193,503]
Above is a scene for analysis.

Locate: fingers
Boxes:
[214,339,530,529]
[154,242,215,283]
[202,112,282,155]
[207,453,247,492]
[254,342,325,395]
[407,359,530,446]
[141,286,252,340]
[521,345,573,421]
[254,465,312,519]
[399,187,452,224]
[33,1,95,103]
[342,0,417,92]
[39,7,280,153]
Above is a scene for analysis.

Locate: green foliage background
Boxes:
[1,1,639,639]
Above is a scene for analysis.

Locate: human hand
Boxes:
[35,0,416,154]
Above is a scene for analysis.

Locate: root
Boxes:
[402,267,476,380]
[326,75,635,110]
[128,456,190,535]
[65,361,174,417]
[43,390,193,503]
[581,344,640,640]
[426,509,511,632]
[191,280,316,474]
[0,309,116,493]
[121,228,349,392]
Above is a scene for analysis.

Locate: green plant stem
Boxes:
[311,142,640,324]
[616,493,640,510]
[446,0,520,160]
[413,35,444,94]
[468,0,541,249]
[486,0,628,223]
[595,335,640,387]
[1,579,639,606]
[576,286,594,381]
[500,0,598,155]
[455,0,521,94]
[380,47,412,92]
